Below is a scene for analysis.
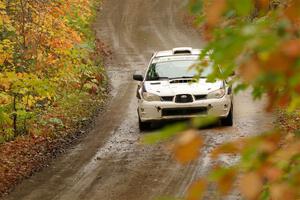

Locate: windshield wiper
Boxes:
[170,76,195,80]
[158,77,169,80]
[148,77,169,81]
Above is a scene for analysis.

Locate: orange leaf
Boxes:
[281,39,300,58]
[258,132,281,153]
[270,183,295,200]
[173,130,203,164]
[270,141,300,163]
[186,179,207,200]
[206,0,227,26]
[295,84,300,94]
[262,166,283,182]
[284,1,300,23]
[239,172,263,200]
[257,0,270,10]
[217,168,236,195]
[263,51,292,73]
[240,57,261,83]
[211,140,244,159]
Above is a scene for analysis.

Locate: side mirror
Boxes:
[228,87,232,95]
[133,74,144,81]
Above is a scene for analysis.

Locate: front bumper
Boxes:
[138,95,232,122]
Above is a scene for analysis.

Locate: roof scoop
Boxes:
[172,47,192,55]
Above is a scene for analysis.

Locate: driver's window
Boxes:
[146,65,159,80]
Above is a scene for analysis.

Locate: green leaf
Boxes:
[234,83,249,93]
[209,167,235,181]
[191,116,218,128]
[230,0,253,16]
[189,0,203,14]
[259,186,270,200]
[142,122,188,144]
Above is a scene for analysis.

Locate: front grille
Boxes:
[175,94,193,103]
[194,95,207,100]
[162,107,207,116]
[161,96,174,102]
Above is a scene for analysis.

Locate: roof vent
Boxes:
[172,47,192,55]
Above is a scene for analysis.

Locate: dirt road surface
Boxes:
[5,0,273,200]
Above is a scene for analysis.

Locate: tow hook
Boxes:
[156,106,162,112]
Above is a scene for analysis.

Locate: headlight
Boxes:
[207,88,225,99]
[142,92,161,101]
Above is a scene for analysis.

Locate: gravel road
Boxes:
[5,0,273,200]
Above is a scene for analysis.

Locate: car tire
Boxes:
[139,117,151,131]
[221,105,233,126]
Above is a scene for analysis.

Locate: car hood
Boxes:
[144,79,223,96]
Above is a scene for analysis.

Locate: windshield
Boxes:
[146,59,213,81]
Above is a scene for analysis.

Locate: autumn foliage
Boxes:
[0,0,106,142]
[182,0,300,199]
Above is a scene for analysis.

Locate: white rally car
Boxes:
[133,47,233,130]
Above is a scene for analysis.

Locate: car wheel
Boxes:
[221,105,233,126]
[139,117,151,131]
